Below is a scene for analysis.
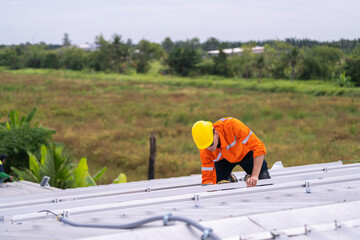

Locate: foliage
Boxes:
[227,46,256,79]
[166,48,201,76]
[62,33,71,47]
[132,40,165,73]
[0,46,25,69]
[59,47,86,70]
[344,56,360,87]
[72,157,97,187]
[334,71,355,88]
[113,173,127,184]
[161,37,174,53]
[0,37,359,85]
[42,52,60,69]
[12,144,108,189]
[23,45,47,68]
[213,49,230,77]
[202,37,221,51]
[89,34,133,73]
[197,59,214,75]
[0,108,55,172]
[254,53,265,81]
[285,47,301,81]
[300,46,343,80]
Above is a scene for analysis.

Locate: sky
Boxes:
[1,0,360,45]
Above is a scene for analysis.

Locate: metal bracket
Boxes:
[305,181,311,193]
[304,224,311,234]
[335,220,341,230]
[194,194,201,208]
[202,228,213,240]
[163,213,173,226]
[62,210,70,218]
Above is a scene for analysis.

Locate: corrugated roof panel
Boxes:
[1,161,360,239]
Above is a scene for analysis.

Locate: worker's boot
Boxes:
[259,169,271,179]
[244,170,270,181]
[218,173,238,184]
[228,173,238,182]
[244,174,250,181]
[218,180,230,184]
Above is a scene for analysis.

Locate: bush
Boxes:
[166,48,201,76]
[213,49,231,77]
[0,46,25,69]
[42,52,60,69]
[197,59,214,75]
[344,56,360,87]
[12,144,109,189]
[59,47,86,70]
[300,46,343,80]
[334,71,354,88]
[24,45,46,68]
[0,108,55,172]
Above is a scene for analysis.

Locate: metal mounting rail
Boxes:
[9,173,360,223]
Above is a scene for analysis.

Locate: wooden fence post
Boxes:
[148,133,156,180]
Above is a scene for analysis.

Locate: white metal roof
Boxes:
[208,46,265,55]
[1,160,360,240]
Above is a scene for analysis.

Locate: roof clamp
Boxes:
[194,194,201,208]
[323,167,328,172]
[62,210,69,218]
[163,213,174,226]
[335,220,341,230]
[304,224,311,235]
[202,227,213,240]
[305,181,311,193]
[146,187,151,192]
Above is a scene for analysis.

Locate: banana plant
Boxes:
[1,108,38,130]
[71,157,107,188]
[25,144,72,188]
[113,173,127,184]
[12,144,123,188]
[12,144,108,188]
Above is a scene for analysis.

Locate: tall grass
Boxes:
[0,68,359,183]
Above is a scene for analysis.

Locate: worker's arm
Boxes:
[200,150,217,185]
[0,171,10,179]
[246,154,264,187]
[201,162,216,185]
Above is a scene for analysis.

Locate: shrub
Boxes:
[12,144,108,189]
[0,108,55,172]
[59,47,86,70]
[344,56,360,87]
[334,71,355,88]
[166,48,201,76]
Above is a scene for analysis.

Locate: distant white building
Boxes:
[208,46,264,56]
[75,43,99,51]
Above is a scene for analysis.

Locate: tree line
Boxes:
[0,34,359,86]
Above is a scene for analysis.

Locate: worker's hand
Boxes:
[246,175,258,187]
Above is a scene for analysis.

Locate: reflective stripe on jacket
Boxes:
[200,117,266,185]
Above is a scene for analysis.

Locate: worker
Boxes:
[191,117,270,187]
[0,154,13,183]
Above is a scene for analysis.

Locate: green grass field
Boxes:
[0,68,359,183]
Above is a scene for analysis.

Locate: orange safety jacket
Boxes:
[200,117,266,185]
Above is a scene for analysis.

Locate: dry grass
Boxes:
[0,70,359,183]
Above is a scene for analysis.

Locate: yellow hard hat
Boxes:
[192,120,213,149]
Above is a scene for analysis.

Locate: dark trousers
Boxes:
[215,151,268,182]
